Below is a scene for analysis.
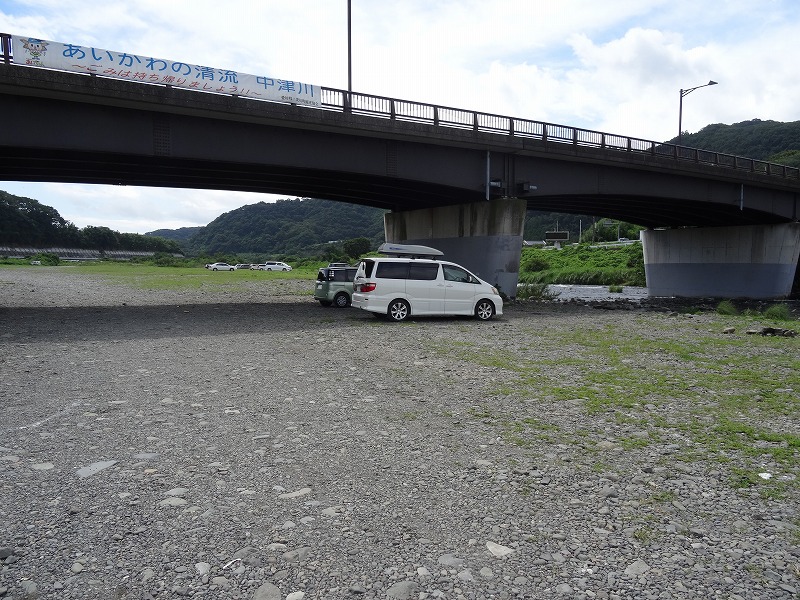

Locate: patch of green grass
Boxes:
[618,435,653,450]
[632,526,658,545]
[729,468,762,489]
[46,261,316,292]
[649,490,677,503]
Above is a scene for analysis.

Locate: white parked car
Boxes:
[260,261,292,271]
[352,245,502,322]
[207,262,235,271]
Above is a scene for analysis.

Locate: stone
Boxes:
[386,581,418,599]
[251,582,282,600]
[486,541,514,557]
[624,559,650,576]
[76,460,118,478]
[437,554,464,567]
[278,487,312,499]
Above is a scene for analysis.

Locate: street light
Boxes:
[678,80,717,145]
[347,0,352,96]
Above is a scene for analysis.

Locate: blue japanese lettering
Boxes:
[62,44,86,60]
[146,57,168,71]
[256,76,276,88]
[171,62,192,76]
[218,69,238,83]
[91,48,114,62]
[194,66,215,80]
[117,53,142,68]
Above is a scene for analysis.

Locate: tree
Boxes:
[82,226,120,250]
[343,237,371,258]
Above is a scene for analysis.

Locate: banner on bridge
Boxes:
[11,34,320,107]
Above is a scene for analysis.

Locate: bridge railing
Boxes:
[2,32,798,182]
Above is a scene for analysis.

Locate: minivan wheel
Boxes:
[475,299,495,320]
[333,292,351,308]
[388,299,410,322]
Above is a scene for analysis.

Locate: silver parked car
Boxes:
[260,261,292,271]
[207,262,235,271]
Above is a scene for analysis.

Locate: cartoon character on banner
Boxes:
[20,37,49,66]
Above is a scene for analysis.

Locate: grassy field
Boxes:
[15,261,322,291]
[435,310,799,501]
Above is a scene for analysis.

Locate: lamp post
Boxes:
[347,0,352,95]
[678,80,717,145]
[345,0,352,112]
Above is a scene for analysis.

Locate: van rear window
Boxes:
[331,269,357,282]
[375,262,409,279]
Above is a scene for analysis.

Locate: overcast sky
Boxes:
[1,0,799,234]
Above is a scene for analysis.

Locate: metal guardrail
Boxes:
[2,32,798,182]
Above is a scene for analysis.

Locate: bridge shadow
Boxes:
[0,300,370,344]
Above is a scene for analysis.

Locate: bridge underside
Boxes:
[0,147,480,213]
[0,146,791,230]
[523,195,786,228]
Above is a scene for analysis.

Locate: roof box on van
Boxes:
[377,243,444,259]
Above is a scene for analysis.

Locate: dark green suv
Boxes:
[314,266,358,307]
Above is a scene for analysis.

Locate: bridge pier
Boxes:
[642,223,800,299]
[384,198,527,297]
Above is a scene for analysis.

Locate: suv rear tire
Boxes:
[333,292,351,308]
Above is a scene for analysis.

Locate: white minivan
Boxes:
[352,248,502,322]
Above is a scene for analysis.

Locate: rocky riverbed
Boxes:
[0,267,798,600]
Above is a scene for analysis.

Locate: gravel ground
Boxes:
[0,267,798,600]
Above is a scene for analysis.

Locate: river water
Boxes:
[546,284,650,302]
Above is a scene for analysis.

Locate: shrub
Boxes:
[31,253,60,266]
[520,253,550,272]
[716,300,738,315]
[763,303,792,321]
[516,283,560,301]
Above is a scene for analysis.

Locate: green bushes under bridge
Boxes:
[519,242,646,287]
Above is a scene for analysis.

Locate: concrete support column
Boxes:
[384,198,527,297]
[642,223,800,299]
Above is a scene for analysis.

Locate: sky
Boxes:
[1,0,799,234]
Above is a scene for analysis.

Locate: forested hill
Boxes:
[671,119,800,166]
[0,190,180,253]
[182,198,386,255]
[146,226,203,242]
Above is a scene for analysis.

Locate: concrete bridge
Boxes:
[1,33,799,298]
